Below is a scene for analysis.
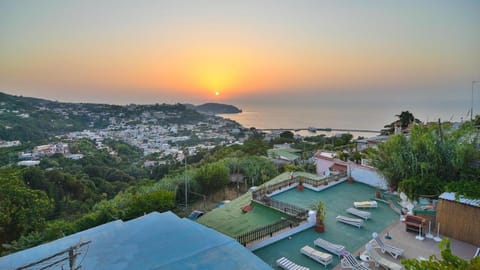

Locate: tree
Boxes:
[370,134,410,190]
[396,111,420,129]
[402,238,480,269]
[194,162,229,195]
[311,201,326,232]
[0,170,53,248]
[271,131,295,144]
[242,138,268,155]
[124,189,175,219]
[382,111,421,135]
[22,167,49,192]
[371,123,480,199]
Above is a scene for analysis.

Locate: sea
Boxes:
[219,102,472,139]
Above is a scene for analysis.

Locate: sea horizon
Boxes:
[220,100,473,137]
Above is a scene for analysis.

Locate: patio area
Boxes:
[334,220,479,269]
[254,182,400,269]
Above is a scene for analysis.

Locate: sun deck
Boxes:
[253,182,400,269]
[198,192,292,237]
[199,172,478,269]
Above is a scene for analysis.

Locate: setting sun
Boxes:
[215,91,220,96]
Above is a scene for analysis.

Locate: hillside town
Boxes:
[0,93,479,270]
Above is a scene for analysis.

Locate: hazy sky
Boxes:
[1,0,479,108]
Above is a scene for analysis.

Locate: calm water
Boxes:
[219,101,470,137]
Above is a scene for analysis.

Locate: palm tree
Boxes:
[382,111,421,135]
[312,201,326,232]
[395,111,421,129]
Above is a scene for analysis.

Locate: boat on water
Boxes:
[308,126,317,133]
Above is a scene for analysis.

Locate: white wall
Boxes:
[351,166,388,190]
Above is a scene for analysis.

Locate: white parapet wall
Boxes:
[350,164,388,190]
[266,177,348,197]
[248,211,316,251]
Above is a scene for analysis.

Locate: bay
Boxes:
[219,102,471,138]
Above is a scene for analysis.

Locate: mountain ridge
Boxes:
[194,103,242,114]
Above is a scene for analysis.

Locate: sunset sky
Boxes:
[1,1,479,108]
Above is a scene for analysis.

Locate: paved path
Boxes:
[333,219,478,269]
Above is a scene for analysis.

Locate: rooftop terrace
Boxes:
[198,172,324,237]
[254,181,399,269]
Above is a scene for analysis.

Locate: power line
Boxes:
[15,240,91,270]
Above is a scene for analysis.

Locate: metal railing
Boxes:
[254,196,309,220]
[251,173,347,200]
[235,218,297,246]
[240,173,347,246]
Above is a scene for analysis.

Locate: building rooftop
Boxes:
[198,172,323,237]
[439,192,480,208]
[267,149,300,161]
[198,192,291,237]
[0,211,272,270]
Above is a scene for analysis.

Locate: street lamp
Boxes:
[471,80,480,121]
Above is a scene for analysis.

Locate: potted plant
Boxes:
[375,186,382,198]
[312,201,326,233]
[297,178,304,191]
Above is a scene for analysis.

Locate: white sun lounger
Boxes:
[314,237,346,257]
[366,247,403,270]
[371,233,404,259]
[354,201,378,208]
[276,257,310,270]
[346,207,371,220]
[336,215,364,228]
[474,247,480,258]
[300,245,333,268]
[341,252,371,270]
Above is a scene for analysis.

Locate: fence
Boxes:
[241,173,347,246]
[251,173,347,201]
[437,199,480,246]
[255,197,309,220]
[235,218,297,246]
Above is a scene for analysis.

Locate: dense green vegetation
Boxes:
[402,238,480,269]
[371,119,480,199]
[0,136,278,255]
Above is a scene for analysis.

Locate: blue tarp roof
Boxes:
[0,211,273,270]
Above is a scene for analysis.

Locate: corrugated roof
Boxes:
[267,149,299,161]
[439,192,480,208]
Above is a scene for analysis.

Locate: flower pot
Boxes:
[297,184,304,191]
[315,223,325,233]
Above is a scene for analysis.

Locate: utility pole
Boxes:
[472,80,479,121]
[68,246,77,270]
[184,148,188,213]
[16,240,91,270]
[175,143,188,214]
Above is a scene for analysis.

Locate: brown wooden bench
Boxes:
[404,214,426,234]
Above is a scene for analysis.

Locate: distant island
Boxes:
[194,103,242,114]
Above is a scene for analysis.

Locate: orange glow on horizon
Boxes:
[3,34,464,103]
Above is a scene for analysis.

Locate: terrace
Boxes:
[253,181,399,269]
[199,172,478,269]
